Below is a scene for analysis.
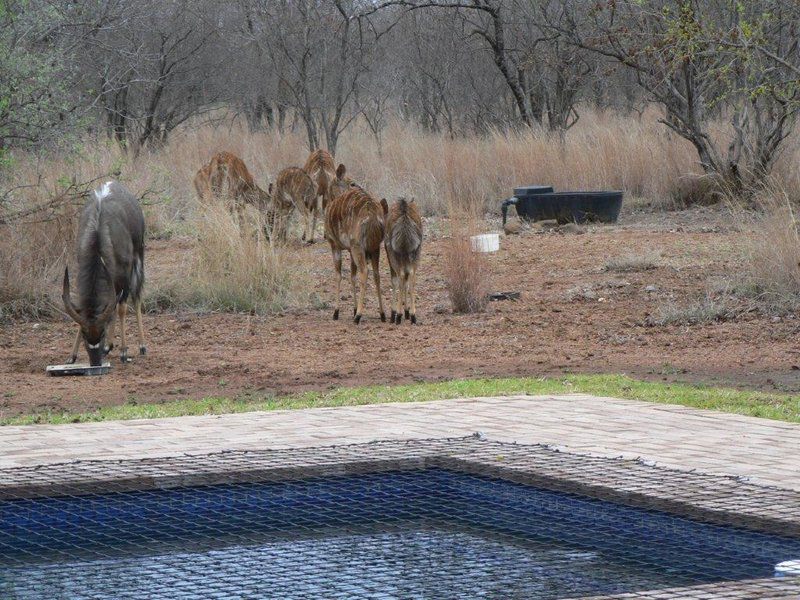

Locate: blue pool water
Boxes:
[1,468,799,599]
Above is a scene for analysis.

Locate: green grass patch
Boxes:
[3,374,799,426]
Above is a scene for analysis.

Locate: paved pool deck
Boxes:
[1,394,798,490]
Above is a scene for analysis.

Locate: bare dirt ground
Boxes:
[2,206,800,417]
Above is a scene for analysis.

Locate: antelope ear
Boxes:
[62,267,84,325]
[380,198,389,215]
[336,163,346,179]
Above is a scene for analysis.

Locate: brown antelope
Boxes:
[303,149,351,212]
[324,187,389,324]
[268,167,316,243]
[62,181,146,365]
[194,151,271,221]
[384,198,423,324]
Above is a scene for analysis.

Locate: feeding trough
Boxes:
[502,186,623,225]
[46,363,111,377]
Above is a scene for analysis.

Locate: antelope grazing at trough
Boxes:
[385,198,423,324]
[325,187,389,324]
[303,149,351,212]
[62,181,146,366]
[269,167,316,243]
[194,151,271,221]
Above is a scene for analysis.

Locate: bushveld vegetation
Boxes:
[2,0,800,323]
[3,110,800,322]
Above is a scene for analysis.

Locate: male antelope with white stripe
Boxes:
[62,181,146,365]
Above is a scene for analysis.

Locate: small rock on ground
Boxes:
[558,223,586,235]
[504,220,523,235]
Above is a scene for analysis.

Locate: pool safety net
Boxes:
[1,436,799,599]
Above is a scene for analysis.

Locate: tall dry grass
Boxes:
[3,106,800,321]
[442,215,492,314]
[736,189,800,313]
[147,201,316,315]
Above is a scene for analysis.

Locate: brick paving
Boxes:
[1,394,798,490]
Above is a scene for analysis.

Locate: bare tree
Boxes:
[559,0,800,189]
[374,0,596,132]
[71,0,226,154]
[239,0,377,154]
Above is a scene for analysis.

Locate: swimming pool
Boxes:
[3,466,800,599]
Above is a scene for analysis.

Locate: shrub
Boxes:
[0,184,81,322]
[442,220,491,314]
[735,191,800,314]
[649,294,740,326]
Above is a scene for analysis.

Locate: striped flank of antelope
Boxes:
[271,167,318,243]
[324,187,389,324]
[384,198,423,324]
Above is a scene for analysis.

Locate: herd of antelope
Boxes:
[61,149,423,366]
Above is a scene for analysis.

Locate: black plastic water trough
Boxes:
[502,186,623,225]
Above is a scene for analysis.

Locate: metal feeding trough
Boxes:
[502,186,623,225]
[46,363,111,377]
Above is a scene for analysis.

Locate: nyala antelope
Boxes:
[303,149,351,212]
[194,151,271,220]
[325,187,389,324]
[269,167,316,243]
[384,198,423,324]
[62,181,146,365]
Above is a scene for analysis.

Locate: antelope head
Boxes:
[62,267,118,366]
[327,163,356,207]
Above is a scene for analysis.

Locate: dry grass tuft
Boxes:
[147,201,315,315]
[442,217,492,314]
[604,251,661,273]
[0,181,82,322]
[649,294,740,326]
[668,175,726,208]
[735,190,800,314]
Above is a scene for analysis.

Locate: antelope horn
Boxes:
[62,267,84,325]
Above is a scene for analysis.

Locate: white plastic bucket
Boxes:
[470,233,500,253]
[775,559,800,577]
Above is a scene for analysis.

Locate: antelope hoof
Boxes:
[353,307,357,316]
[103,343,114,356]
[380,312,386,323]
[333,309,340,321]
[390,310,396,323]
[66,354,77,365]
[354,314,362,325]
[410,314,417,325]
[139,346,147,356]
[405,309,410,320]
[120,351,130,364]
[394,313,402,325]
